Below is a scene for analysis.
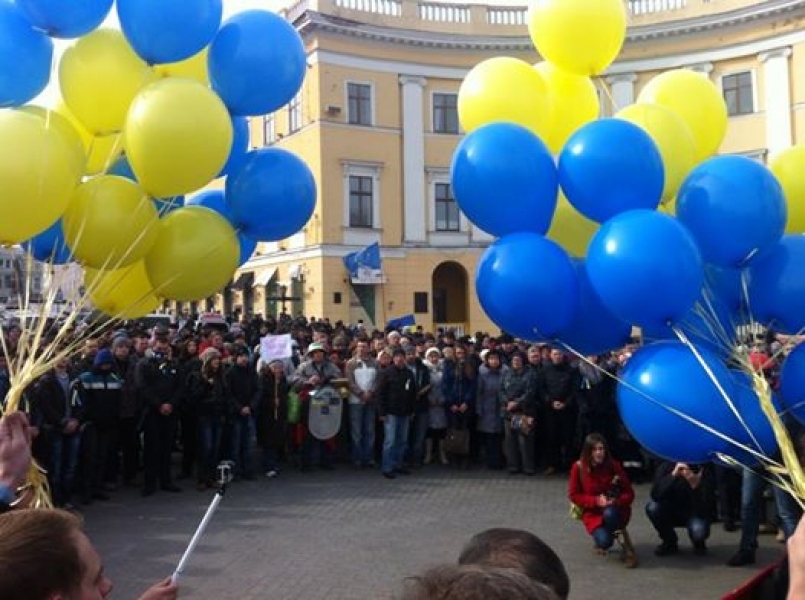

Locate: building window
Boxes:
[262,114,276,145]
[723,71,754,116]
[435,183,460,232]
[288,93,302,132]
[347,83,372,125]
[414,292,428,314]
[433,93,459,134]
[349,175,373,228]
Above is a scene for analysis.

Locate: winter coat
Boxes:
[426,362,447,430]
[185,370,231,418]
[75,368,122,429]
[376,365,416,417]
[255,371,289,448]
[225,363,260,413]
[475,364,508,434]
[568,458,635,535]
[500,366,536,419]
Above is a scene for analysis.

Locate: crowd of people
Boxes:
[0,311,804,597]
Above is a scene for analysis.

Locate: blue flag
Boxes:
[344,242,384,284]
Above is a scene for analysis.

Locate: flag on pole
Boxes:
[344,242,384,284]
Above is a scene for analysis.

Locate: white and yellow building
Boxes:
[198,0,805,335]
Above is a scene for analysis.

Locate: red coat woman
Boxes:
[569,433,638,567]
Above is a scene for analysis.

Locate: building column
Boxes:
[759,47,793,157]
[604,72,636,114]
[399,75,427,243]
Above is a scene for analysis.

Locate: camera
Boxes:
[605,475,621,500]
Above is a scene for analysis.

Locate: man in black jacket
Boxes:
[377,348,416,479]
[225,347,260,479]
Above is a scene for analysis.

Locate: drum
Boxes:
[307,385,343,440]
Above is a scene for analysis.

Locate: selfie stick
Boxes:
[171,461,233,585]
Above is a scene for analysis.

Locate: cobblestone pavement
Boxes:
[84,466,786,599]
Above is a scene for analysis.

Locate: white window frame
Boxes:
[262,113,276,146]
[288,92,302,133]
[720,69,757,117]
[345,81,374,126]
[426,169,469,245]
[431,91,459,134]
[342,161,382,246]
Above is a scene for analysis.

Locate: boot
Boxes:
[424,439,433,465]
[439,444,449,465]
[616,529,638,568]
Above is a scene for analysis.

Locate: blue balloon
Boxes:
[21,219,72,264]
[0,1,53,107]
[677,155,786,268]
[225,148,316,241]
[16,0,112,38]
[238,235,257,267]
[558,118,664,224]
[748,235,805,334]
[587,210,703,330]
[717,370,779,466]
[217,115,250,178]
[208,10,306,116]
[476,233,578,340]
[450,122,558,237]
[117,0,222,64]
[780,342,805,425]
[554,260,631,356]
[705,263,746,314]
[617,341,738,463]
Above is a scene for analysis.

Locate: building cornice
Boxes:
[294,0,805,51]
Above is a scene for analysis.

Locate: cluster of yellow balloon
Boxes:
[770,147,805,234]
[3,0,313,319]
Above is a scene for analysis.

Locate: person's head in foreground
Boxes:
[401,564,558,600]
[457,528,569,599]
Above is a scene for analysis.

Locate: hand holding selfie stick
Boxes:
[171,461,234,585]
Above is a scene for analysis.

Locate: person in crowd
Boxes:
[175,338,201,482]
[442,344,476,464]
[345,340,378,468]
[32,356,82,508]
[423,347,448,465]
[135,334,183,497]
[109,336,139,488]
[458,528,569,600]
[256,359,290,478]
[568,433,637,568]
[292,342,343,471]
[0,411,32,513]
[646,461,715,556]
[575,355,618,451]
[401,564,558,600]
[500,352,536,475]
[75,349,122,504]
[74,337,100,374]
[475,349,507,470]
[225,346,260,480]
[186,348,230,491]
[0,508,178,600]
[376,348,417,479]
[539,347,580,475]
[405,344,432,468]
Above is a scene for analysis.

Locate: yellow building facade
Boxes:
[211,0,805,335]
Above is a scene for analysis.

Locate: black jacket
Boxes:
[377,365,417,417]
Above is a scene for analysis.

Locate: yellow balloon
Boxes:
[528,0,626,76]
[125,78,233,198]
[59,28,156,135]
[54,102,124,175]
[637,69,728,161]
[145,206,239,301]
[547,193,598,257]
[770,146,805,234]
[458,57,551,140]
[616,103,697,203]
[0,111,77,244]
[534,62,599,153]
[63,176,160,269]
[86,262,160,319]
[19,106,86,178]
[154,47,210,85]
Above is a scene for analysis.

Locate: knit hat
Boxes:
[424,347,441,359]
[200,347,221,367]
[93,349,115,368]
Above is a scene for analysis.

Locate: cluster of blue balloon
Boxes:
[3,0,316,311]
[452,113,798,465]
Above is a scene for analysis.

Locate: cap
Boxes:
[93,349,115,368]
[306,342,326,356]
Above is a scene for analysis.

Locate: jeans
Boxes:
[349,403,377,466]
[739,468,802,551]
[407,412,430,466]
[382,415,410,474]
[592,506,625,549]
[645,501,710,544]
[49,431,81,505]
[232,415,255,477]
[197,415,223,483]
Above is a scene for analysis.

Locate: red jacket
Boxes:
[569,459,635,534]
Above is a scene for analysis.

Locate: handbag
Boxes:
[569,461,583,520]
[442,427,470,456]
[511,415,534,436]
